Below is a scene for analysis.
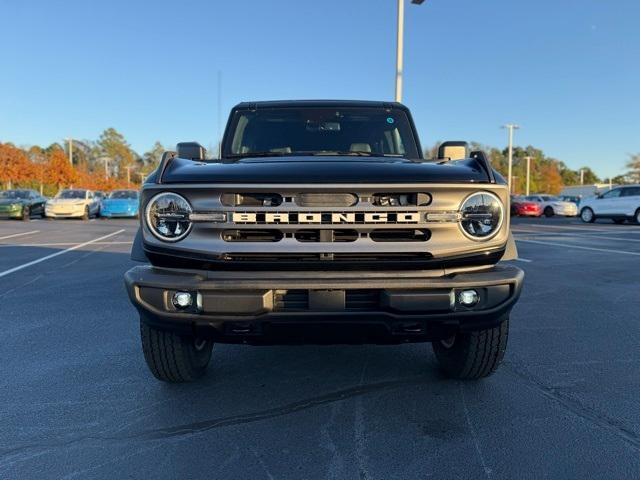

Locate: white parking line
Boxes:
[0,229,125,278]
[516,239,640,256]
[514,233,640,243]
[0,230,40,241]
[0,241,132,248]
[514,224,639,233]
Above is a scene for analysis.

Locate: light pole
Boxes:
[395,0,426,102]
[580,168,584,185]
[124,165,133,186]
[502,124,519,194]
[67,138,73,165]
[525,156,532,196]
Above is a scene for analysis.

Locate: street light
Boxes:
[524,156,532,196]
[395,0,426,102]
[502,124,519,194]
[67,138,73,165]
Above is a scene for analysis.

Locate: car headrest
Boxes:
[350,143,371,153]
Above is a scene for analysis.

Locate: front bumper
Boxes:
[553,205,578,216]
[0,207,23,218]
[124,264,524,344]
[45,206,85,218]
[101,210,138,218]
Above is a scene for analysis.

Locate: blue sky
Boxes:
[1,0,638,178]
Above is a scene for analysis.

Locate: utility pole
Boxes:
[67,138,73,165]
[502,124,520,194]
[124,166,132,186]
[580,169,584,185]
[103,158,110,180]
[525,156,532,196]
[395,0,426,102]
[217,70,222,159]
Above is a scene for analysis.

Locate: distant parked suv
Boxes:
[579,185,640,224]
[524,195,578,217]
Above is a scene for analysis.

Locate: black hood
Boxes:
[155,156,494,184]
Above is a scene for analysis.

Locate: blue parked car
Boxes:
[100,190,140,218]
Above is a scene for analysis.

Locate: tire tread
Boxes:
[140,321,211,383]
[432,318,509,380]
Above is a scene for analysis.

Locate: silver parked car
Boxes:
[524,194,578,217]
[579,185,640,224]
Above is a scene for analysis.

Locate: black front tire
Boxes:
[82,206,90,220]
[432,318,509,380]
[140,321,213,383]
[580,207,595,223]
[22,206,30,221]
[544,207,554,218]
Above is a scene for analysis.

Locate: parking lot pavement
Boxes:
[0,216,639,479]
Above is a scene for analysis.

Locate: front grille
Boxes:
[142,185,509,270]
[294,193,357,207]
[222,230,284,242]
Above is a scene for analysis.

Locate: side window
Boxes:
[601,189,622,199]
[622,187,640,197]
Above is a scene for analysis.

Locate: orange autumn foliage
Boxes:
[0,143,35,187]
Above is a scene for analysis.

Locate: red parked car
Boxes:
[511,196,542,217]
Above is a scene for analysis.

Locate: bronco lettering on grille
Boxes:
[230,212,422,224]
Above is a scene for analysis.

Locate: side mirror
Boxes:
[177,142,206,161]
[438,141,468,161]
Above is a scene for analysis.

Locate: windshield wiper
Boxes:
[310,151,403,157]
[226,152,292,159]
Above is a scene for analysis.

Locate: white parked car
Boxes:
[579,185,640,224]
[45,189,101,220]
[523,195,578,217]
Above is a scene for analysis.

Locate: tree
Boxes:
[143,141,166,167]
[27,146,48,194]
[0,143,34,189]
[611,174,629,185]
[45,149,77,191]
[578,167,600,185]
[626,153,640,183]
[539,163,563,194]
[97,128,135,179]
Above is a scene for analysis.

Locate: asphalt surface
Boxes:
[0,215,639,479]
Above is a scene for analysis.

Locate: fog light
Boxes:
[458,290,479,307]
[172,291,193,309]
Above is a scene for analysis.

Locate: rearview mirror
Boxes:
[177,142,206,160]
[438,141,468,161]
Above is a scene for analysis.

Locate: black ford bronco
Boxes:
[125,100,523,383]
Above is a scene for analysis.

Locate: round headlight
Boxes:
[459,192,503,240]
[145,192,192,242]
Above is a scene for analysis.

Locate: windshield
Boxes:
[224,107,419,159]
[57,190,86,199]
[108,190,138,200]
[0,190,29,199]
[541,195,559,201]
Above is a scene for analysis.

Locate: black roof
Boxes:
[233,100,410,110]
